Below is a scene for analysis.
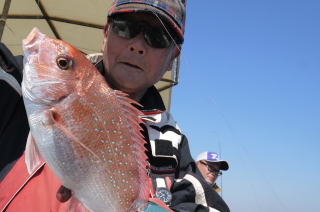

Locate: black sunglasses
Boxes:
[200,161,222,176]
[109,17,182,49]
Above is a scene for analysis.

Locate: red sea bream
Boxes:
[21,28,150,212]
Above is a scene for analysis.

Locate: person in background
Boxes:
[196,152,229,193]
[169,151,230,212]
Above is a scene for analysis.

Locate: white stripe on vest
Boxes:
[180,174,221,212]
[183,174,208,206]
[141,112,182,164]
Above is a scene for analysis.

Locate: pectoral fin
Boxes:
[25,132,44,174]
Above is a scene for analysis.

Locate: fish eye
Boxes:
[56,56,73,70]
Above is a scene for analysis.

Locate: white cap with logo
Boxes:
[196,152,229,171]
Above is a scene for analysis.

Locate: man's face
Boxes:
[197,161,222,185]
[102,13,179,100]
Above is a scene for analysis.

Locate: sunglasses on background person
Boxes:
[109,16,183,49]
[200,161,223,176]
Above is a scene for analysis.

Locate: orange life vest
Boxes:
[0,153,70,212]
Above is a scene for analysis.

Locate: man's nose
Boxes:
[128,33,147,55]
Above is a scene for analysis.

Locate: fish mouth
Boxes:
[22,27,45,55]
[37,94,69,106]
[23,86,69,106]
[22,79,70,106]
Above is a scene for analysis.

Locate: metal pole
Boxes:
[219,141,223,197]
[0,0,12,41]
[6,15,104,29]
[34,0,61,39]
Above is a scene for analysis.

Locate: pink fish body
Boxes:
[22,28,150,211]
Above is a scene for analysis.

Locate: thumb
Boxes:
[56,185,72,202]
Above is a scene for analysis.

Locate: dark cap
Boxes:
[108,0,187,42]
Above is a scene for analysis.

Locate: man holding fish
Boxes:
[0,0,229,211]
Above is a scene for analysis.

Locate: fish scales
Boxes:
[21,28,150,212]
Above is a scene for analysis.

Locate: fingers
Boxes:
[56,185,72,202]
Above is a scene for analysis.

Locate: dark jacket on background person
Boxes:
[170,173,230,212]
[0,43,229,212]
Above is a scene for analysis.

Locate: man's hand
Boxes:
[56,185,72,202]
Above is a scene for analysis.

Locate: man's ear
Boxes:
[166,46,181,71]
[101,24,109,52]
[104,23,109,35]
[172,45,181,59]
[167,57,177,72]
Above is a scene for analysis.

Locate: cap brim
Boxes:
[206,160,229,171]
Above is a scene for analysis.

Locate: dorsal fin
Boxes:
[113,89,152,204]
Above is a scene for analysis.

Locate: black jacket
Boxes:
[170,173,230,212]
[0,43,28,172]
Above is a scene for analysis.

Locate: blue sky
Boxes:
[171,0,320,211]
